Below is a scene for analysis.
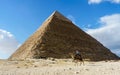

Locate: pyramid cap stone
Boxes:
[48,10,72,23]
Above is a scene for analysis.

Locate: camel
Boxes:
[69,52,84,65]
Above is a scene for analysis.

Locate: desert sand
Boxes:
[0,59,120,75]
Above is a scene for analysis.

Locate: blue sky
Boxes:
[0,0,120,59]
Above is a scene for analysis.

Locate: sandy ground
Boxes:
[0,59,120,75]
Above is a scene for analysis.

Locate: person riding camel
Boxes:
[75,50,84,63]
[76,50,80,55]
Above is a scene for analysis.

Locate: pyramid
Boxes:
[9,11,119,61]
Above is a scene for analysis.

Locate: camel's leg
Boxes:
[73,60,78,66]
[80,61,82,66]
[79,60,85,66]
[77,60,80,66]
[82,61,84,65]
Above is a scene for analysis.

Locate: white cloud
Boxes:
[86,14,120,56]
[88,0,120,4]
[88,0,102,4]
[112,0,120,3]
[0,29,19,59]
[67,15,76,24]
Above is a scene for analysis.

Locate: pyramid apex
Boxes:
[52,10,61,15]
[53,10,59,13]
[50,11,72,22]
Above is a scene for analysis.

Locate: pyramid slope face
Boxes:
[9,11,119,61]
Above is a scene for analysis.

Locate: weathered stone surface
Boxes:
[9,11,119,61]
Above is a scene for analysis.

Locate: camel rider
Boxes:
[76,50,80,55]
[75,50,82,58]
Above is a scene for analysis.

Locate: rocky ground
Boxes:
[0,59,120,75]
